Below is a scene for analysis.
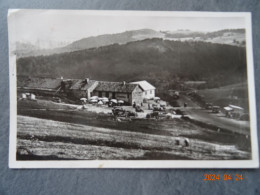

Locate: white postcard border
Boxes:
[8,10,259,169]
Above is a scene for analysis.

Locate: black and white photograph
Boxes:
[8,10,258,168]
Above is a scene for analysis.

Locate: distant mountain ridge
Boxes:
[66,29,164,51]
[15,28,245,58]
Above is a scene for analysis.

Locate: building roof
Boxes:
[224,107,233,111]
[70,79,98,90]
[17,76,142,93]
[130,80,156,91]
[17,76,62,90]
[229,104,244,110]
[95,81,139,93]
[184,81,206,85]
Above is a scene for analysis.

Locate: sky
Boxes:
[8,9,247,49]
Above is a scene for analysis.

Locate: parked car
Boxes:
[240,113,250,121]
[146,111,160,119]
[160,104,166,109]
[52,97,61,103]
[232,112,241,120]
[205,103,213,110]
[112,107,125,116]
[212,106,220,113]
[135,105,144,112]
[175,109,183,115]
[153,106,165,111]
[146,111,169,119]
[125,111,137,117]
[108,101,117,107]
[173,94,179,99]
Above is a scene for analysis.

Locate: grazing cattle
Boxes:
[175,138,180,146]
[184,138,190,147]
[174,138,190,147]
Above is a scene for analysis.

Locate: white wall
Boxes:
[143,89,155,99]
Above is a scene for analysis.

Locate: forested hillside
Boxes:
[17,38,247,88]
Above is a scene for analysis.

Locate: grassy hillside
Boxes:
[198,82,249,110]
[17,38,247,87]
[17,115,250,160]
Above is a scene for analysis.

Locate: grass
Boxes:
[16,99,251,160]
[198,82,249,110]
[17,116,250,160]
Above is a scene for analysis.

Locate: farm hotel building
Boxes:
[17,76,155,105]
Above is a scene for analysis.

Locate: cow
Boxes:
[184,138,190,147]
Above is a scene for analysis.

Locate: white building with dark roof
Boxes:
[130,80,156,99]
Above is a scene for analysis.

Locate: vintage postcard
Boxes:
[8,10,258,168]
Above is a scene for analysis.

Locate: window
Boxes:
[145,91,147,95]
[150,90,152,94]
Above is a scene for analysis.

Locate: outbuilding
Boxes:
[224,104,244,119]
[17,76,63,96]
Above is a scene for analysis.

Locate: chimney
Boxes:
[122,81,126,86]
[85,78,90,84]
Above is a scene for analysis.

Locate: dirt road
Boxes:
[177,95,250,135]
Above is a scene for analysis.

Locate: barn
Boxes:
[17,76,62,96]
[130,80,156,99]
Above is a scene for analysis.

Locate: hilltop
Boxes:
[14,29,246,58]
